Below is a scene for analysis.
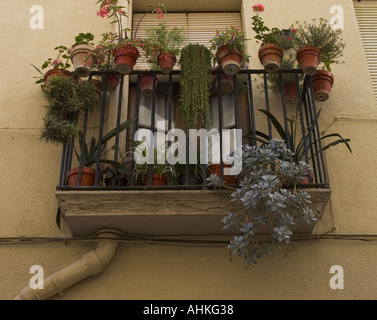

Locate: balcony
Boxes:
[55,69,331,237]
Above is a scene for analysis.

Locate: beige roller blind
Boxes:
[354,1,377,100]
[132,12,242,70]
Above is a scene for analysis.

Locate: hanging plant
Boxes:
[179,44,213,129]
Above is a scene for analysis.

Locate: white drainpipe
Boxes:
[13,233,119,300]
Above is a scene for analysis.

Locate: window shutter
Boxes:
[354,1,377,101]
[132,12,242,71]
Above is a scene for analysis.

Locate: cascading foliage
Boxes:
[179,44,213,130]
[207,139,318,265]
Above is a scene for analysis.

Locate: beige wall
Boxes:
[1,0,377,300]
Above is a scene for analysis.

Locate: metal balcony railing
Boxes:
[57,69,329,190]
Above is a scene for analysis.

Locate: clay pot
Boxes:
[213,66,234,95]
[258,43,283,74]
[106,74,121,92]
[216,45,243,76]
[311,70,334,102]
[113,44,139,75]
[91,79,103,100]
[140,75,159,98]
[158,53,176,74]
[145,174,168,186]
[208,164,238,185]
[71,44,95,77]
[296,45,321,76]
[44,69,72,85]
[283,82,298,104]
[298,171,314,184]
[67,167,96,186]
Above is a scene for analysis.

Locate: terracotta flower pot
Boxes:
[140,75,159,98]
[44,69,71,85]
[67,167,96,186]
[91,79,103,100]
[144,174,168,186]
[158,53,176,75]
[296,45,321,76]
[283,82,298,104]
[213,66,234,95]
[106,74,121,92]
[298,171,314,184]
[113,45,139,75]
[216,45,243,76]
[258,43,283,74]
[208,164,238,185]
[71,44,95,77]
[311,70,334,102]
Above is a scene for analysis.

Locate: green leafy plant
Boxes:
[209,26,249,67]
[293,18,346,71]
[74,118,135,168]
[142,22,186,69]
[245,107,352,164]
[72,32,95,47]
[179,44,213,129]
[130,140,176,183]
[40,76,97,145]
[31,46,71,83]
[251,3,295,49]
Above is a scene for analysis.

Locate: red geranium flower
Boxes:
[252,3,265,13]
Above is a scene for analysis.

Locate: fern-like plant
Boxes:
[40,76,97,144]
[179,44,213,129]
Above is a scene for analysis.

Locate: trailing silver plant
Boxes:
[207,139,318,265]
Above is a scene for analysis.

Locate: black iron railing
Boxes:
[57,68,329,190]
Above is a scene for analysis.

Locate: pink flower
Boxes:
[292,28,296,33]
[156,8,164,19]
[252,4,265,13]
[288,37,292,41]
[281,36,285,39]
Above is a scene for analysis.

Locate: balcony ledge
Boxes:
[56,188,331,237]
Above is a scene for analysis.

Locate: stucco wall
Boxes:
[1,0,377,300]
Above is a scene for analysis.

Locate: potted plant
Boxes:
[143,22,186,74]
[245,107,352,183]
[311,67,334,102]
[179,44,213,129]
[39,76,97,145]
[131,141,175,186]
[266,53,303,104]
[212,65,234,95]
[208,139,318,265]
[209,26,249,76]
[294,18,346,75]
[96,0,140,75]
[207,162,239,185]
[31,46,71,85]
[70,32,96,77]
[176,163,205,185]
[251,3,295,74]
[102,152,130,186]
[67,118,135,186]
[96,1,166,75]
[88,32,122,92]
